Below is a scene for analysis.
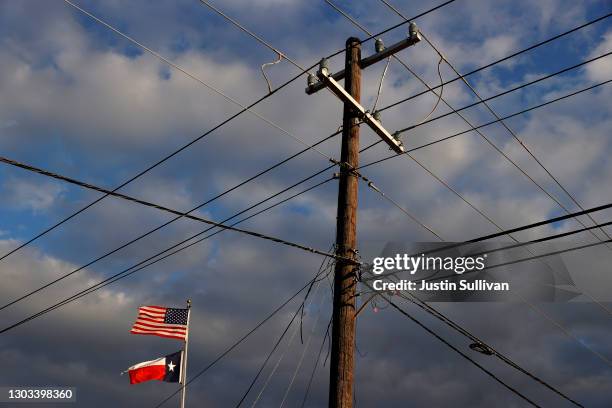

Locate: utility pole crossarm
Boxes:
[316,68,405,154]
[305,22,421,95]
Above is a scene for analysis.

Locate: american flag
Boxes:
[130,306,189,341]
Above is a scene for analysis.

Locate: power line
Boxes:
[0,127,340,311]
[198,0,307,73]
[250,256,332,407]
[403,239,612,293]
[0,1,326,265]
[278,288,328,407]
[367,167,612,366]
[360,280,542,407]
[63,1,334,161]
[377,11,612,113]
[413,32,612,246]
[0,121,414,314]
[0,173,335,334]
[355,0,459,46]
[0,166,350,313]
[152,266,332,408]
[325,1,612,251]
[364,156,611,374]
[467,220,612,259]
[301,315,332,408]
[235,262,331,407]
[392,288,585,406]
[364,200,612,282]
[197,0,447,254]
[364,162,610,382]
[361,79,612,169]
[397,52,611,133]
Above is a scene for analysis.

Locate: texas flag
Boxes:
[126,351,182,385]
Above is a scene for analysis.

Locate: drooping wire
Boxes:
[326,0,612,329]
[360,79,612,169]
[377,11,612,112]
[233,265,333,407]
[325,0,612,251]
[261,51,284,92]
[407,57,444,127]
[250,253,332,407]
[371,57,391,112]
[300,314,332,408]
[0,1,326,266]
[394,51,611,133]
[378,0,612,247]
[279,286,329,407]
[152,265,333,408]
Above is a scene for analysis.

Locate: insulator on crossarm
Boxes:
[375,38,385,53]
[319,58,329,75]
[409,22,418,39]
[373,111,382,123]
[307,73,317,87]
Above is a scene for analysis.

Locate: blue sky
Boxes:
[1,0,611,406]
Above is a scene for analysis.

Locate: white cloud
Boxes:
[586,30,612,83]
[1,177,66,212]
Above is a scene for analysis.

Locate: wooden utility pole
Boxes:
[307,25,420,408]
[329,37,361,408]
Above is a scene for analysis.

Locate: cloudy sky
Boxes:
[0,0,611,406]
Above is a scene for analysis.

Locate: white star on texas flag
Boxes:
[167,361,176,372]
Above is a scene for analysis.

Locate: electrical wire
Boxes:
[391,288,585,406]
[63,1,334,162]
[371,57,391,112]
[362,179,612,363]
[364,200,612,282]
[378,0,612,248]
[261,51,284,92]
[324,1,612,251]
[300,314,332,408]
[0,128,340,312]
[334,0,458,49]
[196,0,446,262]
[0,174,335,335]
[250,258,331,407]
[198,0,308,72]
[152,265,332,408]
[397,51,612,133]
[234,262,333,407]
[360,280,542,407]
[0,1,326,266]
[377,11,612,113]
[278,291,327,407]
[361,79,612,169]
[466,220,612,260]
[364,175,611,375]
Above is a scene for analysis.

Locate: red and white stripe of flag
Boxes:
[130,305,187,341]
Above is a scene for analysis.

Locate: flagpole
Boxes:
[180,299,191,408]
